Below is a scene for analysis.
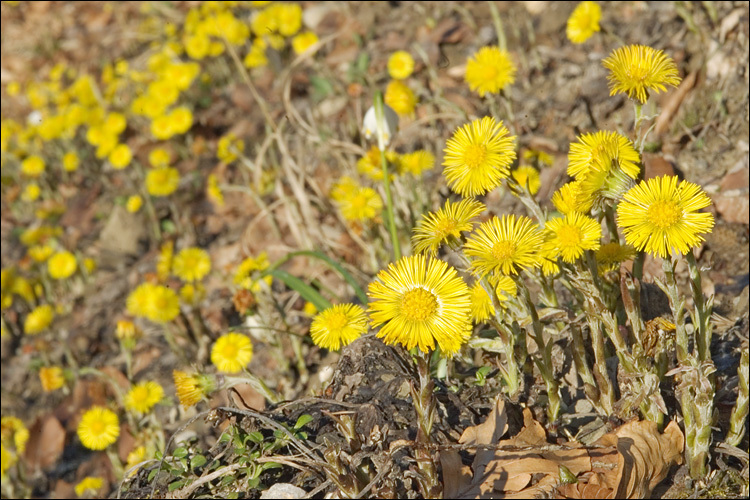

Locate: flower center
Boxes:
[351,194,367,209]
[491,240,515,262]
[326,311,348,331]
[90,420,105,434]
[557,224,583,249]
[400,287,438,322]
[221,343,239,358]
[481,65,499,82]
[647,200,681,229]
[463,144,488,169]
[434,218,458,239]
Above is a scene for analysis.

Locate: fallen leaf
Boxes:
[24,414,65,471]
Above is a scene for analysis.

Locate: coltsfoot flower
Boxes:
[543,212,602,263]
[48,250,77,280]
[310,304,368,351]
[617,175,714,258]
[387,50,415,80]
[124,381,164,414]
[77,407,119,450]
[465,46,516,97]
[368,254,472,355]
[412,198,485,256]
[602,45,681,104]
[172,248,211,282]
[211,333,253,373]
[464,215,543,277]
[566,1,601,44]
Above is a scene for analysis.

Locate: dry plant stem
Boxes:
[412,352,441,499]
[686,252,713,361]
[726,349,749,447]
[515,278,560,422]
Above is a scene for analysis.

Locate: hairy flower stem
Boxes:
[479,277,521,396]
[570,322,601,406]
[686,252,713,361]
[412,352,441,498]
[515,279,560,422]
[374,92,401,262]
[506,176,546,227]
[662,258,689,363]
[727,349,749,447]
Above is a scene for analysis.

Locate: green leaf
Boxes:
[148,469,158,482]
[190,454,207,470]
[260,461,282,471]
[172,447,188,459]
[269,250,368,305]
[168,480,185,492]
[310,76,334,100]
[247,431,264,444]
[294,414,314,430]
[267,269,332,311]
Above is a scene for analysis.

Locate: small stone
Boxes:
[260,483,307,499]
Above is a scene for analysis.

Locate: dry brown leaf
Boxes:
[612,420,684,499]
[459,397,509,447]
[24,414,65,471]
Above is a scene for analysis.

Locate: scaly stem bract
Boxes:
[686,251,713,361]
[727,349,749,447]
[412,351,441,498]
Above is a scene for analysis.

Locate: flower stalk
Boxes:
[373,91,401,261]
[726,349,749,447]
[412,351,441,498]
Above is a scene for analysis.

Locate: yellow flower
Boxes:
[168,107,193,135]
[157,240,174,282]
[21,155,45,177]
[511,165,541,195]
[74,476,103,497]
[143,284,180,323]
[1,416,29,453]
[470,282,494,323]
[384,80,417,116]
[126,195,143,213]
[108,144,132,169]
[217,133,244,163]
[185,34,210,60]
[28,244,53,262]
[48,250,77,280]
[172,248,211,282]
[39,366,65,392]
[211,333,254,373]
[207,174,224,207]
[124,381,164,414]
[464,215,543,277]
[337,187,383,222]
[303,301,318,316]
[388,50,415,80]
[399,150,435,176]
[443,117,516,197]
[104,112,127,135]
[127,283,155,318]
[180,282,205,305]
[465,46,516,97]
[368,254,472,355]
[95,133,118,159]
[244,42,268,68]
[1,444,15,476]
[116,319,142,342]
[22,183,41,202]
[412,198,485,255]
[173,370,215,408]
[566,1,601,44]
[551,181,592,214]
[543,212,602,263]
[310,304,368,351]
[274,3,302,37]
[356,146,399,182]
[596,242,636,273]
[126,445,149,474]
[83,258,96,274]
[146,167,180,197]
[150,114,174,140]
[77,406,120,450]
[292,31,319,55]
[617,176,714,258]
[149,148,171,168]
[602,45,681,104]
[523,149,554,167]
[234,252,272,291]
[63,151,80,172]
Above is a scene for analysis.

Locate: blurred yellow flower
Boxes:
[124,381,164,414]
[388,51,415,80]
[48,250,77,280]
[39,366,65,392]
[63,151,80,172]
[143,284,180,323]
[465,46,516,97]
[28,244,53,262]
[149,148,171,168]
[511,165,541,195]
[1,416,29,453]
[22,183,41,202]
[217,133,244,163]
[384,80,417,116]
[399,150,435,176]
[337,187,383,222]
[108,144,132,169]
[21,155,45,177]
[77,406,119,450]
[292,31,319,55]
[74,476,103,497]
[566,1,601,44]
[211,333,253,373]
[173,370,215,409]
[116,319,142,343]
[146,167,180,197]
[126,195,143,213]
[172,247,211,282]
[207,174,224,207]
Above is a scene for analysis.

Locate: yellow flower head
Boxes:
[127,283,155,318]
[211,333,253,373]
[1,416,29,453]
[602,45,681,104]
[244,42,269,68]
[149,148,171,168]
[24,304,54,335]
[63,151,80,172]
[21,155,46,178]
[48,250,78,280]
[22,183,41,202]
[412,198,485,256]
[568,131,640,204]
[356,146,399,182]
[172,248,211,282]
[126,195,143,213]
[126,445,149,474]
[443,117,516,197]
[384,80,417,116]
[157,240,174,282]
[566,1,601,44]
[337,187,383,222]
[104,112,127,135]
[303,301,318,316]
[596,242,636,274]
[77,406,120,450]
[173,370,215,408]
[523,149,554,167]
[125,381,164,414]
[465,46,516,97]
[168,107,193,135]
[470,282,494,323]
[2,443,15,476]
[234,252,272,291]
[217,133,245,163]
[39,366,65,392]
[464,215,543,277]
[543,212,602,263]
[146,167,180,197]
[616,176,714,258]
[330,176,359,202]
[292,31,319,55]
[74,476,104,497]
[116,319,142,343]
[207,174,224,207]
[399,150,435,176]
[310,304,368,351]
[108,144,132,170]
[511,165,541,195]
[388,50,415,80]
[551,180,592,214]
[143,285,180,323]
[368,254,472,355]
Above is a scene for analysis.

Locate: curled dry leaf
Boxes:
[440,405,684,499]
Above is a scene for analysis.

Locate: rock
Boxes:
[259,483,307,499]
[714,192,750,224]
